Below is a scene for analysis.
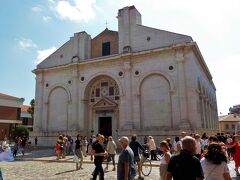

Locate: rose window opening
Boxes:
[89,78,119,103]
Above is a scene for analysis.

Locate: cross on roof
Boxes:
[105,21,108,29]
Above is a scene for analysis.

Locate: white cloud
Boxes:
[32,6,42,12]
[18,38,37,49]
[51,0,98,23]
[35,47,57,64]
[43,16,52,23]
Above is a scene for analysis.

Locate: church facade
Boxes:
[32,6,218,145]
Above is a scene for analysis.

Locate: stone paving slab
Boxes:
[0,148,240,180]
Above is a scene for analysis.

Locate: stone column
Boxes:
[123,60,133,129]
[205,99,210,129]
[33,73,44,132]
[200,94,206,128]
[133,94,141,129]
[71,67,79,131]
[204,98,207,128]
[175,50,190,129]
[78,98,86,131]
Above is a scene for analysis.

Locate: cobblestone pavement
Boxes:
[0,148,240,180]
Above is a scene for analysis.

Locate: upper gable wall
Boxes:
[37,40,72,69]
[131,25,193,52]
[91,30,118,58]
[37,32,91,69]
[117,6,193,53]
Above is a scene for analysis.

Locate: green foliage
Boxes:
[28,99,35,120]
[11,125,29,139]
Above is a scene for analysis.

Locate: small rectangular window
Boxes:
[96,88,100,97]
[109,87,114,96]
[101,82,108,87]
[102,42,110,56]
[225,124,229,129]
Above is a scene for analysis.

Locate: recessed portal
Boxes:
[98,117,112,137]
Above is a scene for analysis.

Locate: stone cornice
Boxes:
[33,42,212,85]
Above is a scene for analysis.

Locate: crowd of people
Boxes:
[0,136,28,162]
[1,131,238,179]
[52,131,238,180]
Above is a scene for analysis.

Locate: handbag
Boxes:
[73,155,79,163]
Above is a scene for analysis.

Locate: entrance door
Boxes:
[99,117,112,137]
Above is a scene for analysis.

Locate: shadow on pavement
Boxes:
[55,169,77,175]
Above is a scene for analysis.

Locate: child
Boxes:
[56,142,61,160]
[13,141,18,157]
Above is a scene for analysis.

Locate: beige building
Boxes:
[219,114,240,134]
[31,6,218,145]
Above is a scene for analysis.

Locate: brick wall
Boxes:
[0,106,20,120]
[91,30,118,58]
[0,123,10,140]
[0,106,21,140]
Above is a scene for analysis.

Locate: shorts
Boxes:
[75,149,83,158]
[134,155,141,163]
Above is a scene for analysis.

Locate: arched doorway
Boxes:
[85,76,120,139]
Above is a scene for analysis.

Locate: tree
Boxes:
[28,99,35,120]
[11,125,29,139]
[229,105,240,114]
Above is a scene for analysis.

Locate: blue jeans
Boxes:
[93,162,104,180]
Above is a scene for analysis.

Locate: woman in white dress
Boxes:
[200,143,231,180]
[0,144,14,162]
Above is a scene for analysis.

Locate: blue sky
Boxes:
[0,0,240,115]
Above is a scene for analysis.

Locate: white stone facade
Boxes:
[31,6,218,145]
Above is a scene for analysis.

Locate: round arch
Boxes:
[136,71,175,95]
[45,83,71,104]
[82,72,124,99]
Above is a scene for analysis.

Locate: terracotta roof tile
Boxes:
[0,93,23,101]
[21,105,30,112]
[219,114,240,122]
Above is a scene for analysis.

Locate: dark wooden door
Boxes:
[99,117,112,137]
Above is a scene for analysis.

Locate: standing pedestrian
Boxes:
[147,136,157,160]
[91,134,107,180]
[201,143,231,180]
[74,134,83,170]
[35,136,38,146]
[82,136,88,157]
[228,135,240,176]
[13,140,18,157]
[172,136,181,155]
[105,136,117,171]
[129,134,145,180]
[18,137,24,156]
[166,136,204,180]
[118,136,136,180]
[57,135,64,159]
[194,134,203,159]
[159,140,171,180]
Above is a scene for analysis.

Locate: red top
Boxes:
[56,143,60,150]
